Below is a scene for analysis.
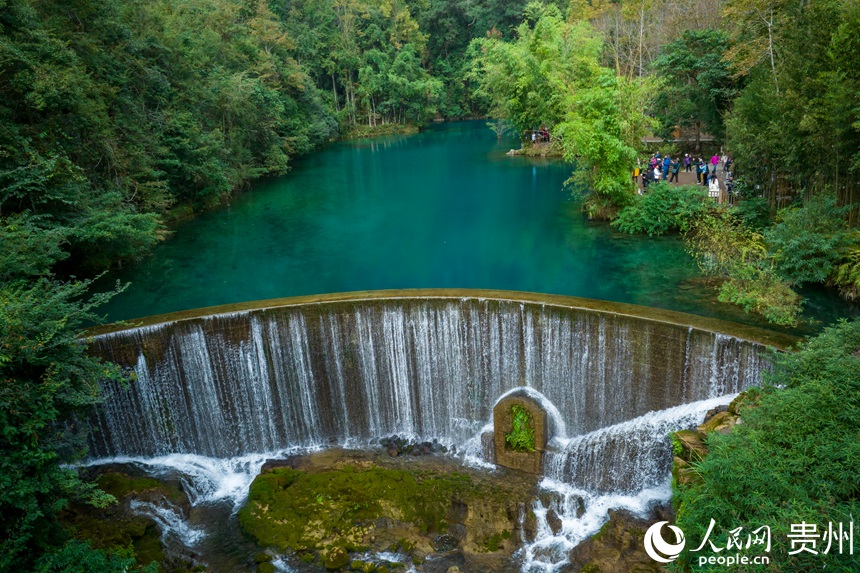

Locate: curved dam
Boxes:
[86,289,795,461]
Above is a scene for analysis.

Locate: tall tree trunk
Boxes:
[332,73,340,112]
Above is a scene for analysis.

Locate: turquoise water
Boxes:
[97,121,855,332]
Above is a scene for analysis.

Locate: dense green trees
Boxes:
[470,2,655,216]
[722,0,859,200]
[651,29,737,145]
[672,319,860,571]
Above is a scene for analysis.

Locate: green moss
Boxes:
[257,563,276,573]
[505,405,535,452]
[239,465,478,552]
[255,552,273,563]
[580,563,600,573]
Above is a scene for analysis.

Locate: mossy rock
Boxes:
[238,465,474,552]
[672,429,708,462]
[697,410,738,435]
[257,563,277,573]
[728,390,761,416]
[59,471,194,569]
[325,546,350,569]
[671,456,701,487]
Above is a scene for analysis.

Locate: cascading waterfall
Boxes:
[543,395,736,494]
[88,296,771,459]
[130,499,205,548]
[519,395,737,572]
[84,293,788,571]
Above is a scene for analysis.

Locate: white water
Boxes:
[518,395,736,572]
[130,499,205,547]
[85,299,771,571]
[87,451,305,509]
[89,300,767,458]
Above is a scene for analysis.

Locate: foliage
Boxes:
[830,237,860,301]
[612,183,710,235]
[672,319,860,572]
[0,274,130,569]
[685,210,803,326]
[0,0,337,237]
[651,29,738,143]
[505,405,535,453]
[722,0,860,195]
[35,539,156,573]
[469,2,655,214]
[765,195,852,284]
[734,194,772,231]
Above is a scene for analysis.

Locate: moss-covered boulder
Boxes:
[325,547,351,569]
[697,410,738,434]
[672,429,708,462]
[238,449,538,570]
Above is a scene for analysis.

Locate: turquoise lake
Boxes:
[97,121,855,332]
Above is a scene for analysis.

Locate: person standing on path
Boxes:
[684,154,691,172]
[669,158,680,182]
[708,174,721,200]
[710,153,720,173]
[663,155,671,180]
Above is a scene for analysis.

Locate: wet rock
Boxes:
[567,506,671,573]
[447,523,467,541]
[433,534,459,552]
[545,509,563,535]
[702,404,728,424]
[422,551,465,573]
[261,457,299,473]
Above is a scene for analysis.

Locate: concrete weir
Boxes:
[84,289,797,461]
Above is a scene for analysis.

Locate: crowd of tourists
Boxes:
[634,151,735,203]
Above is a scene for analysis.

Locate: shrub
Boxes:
[685,210,803,326]
[830,236,860,300]
[766,195,852,284]
[612,183,710,236]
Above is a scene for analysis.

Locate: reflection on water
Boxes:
[95,121,855,334]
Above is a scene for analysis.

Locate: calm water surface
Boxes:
[98,121,855,332]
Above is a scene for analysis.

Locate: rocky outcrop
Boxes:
[671,391,753,489]
[567,505,674,573]
[240,449,538,572]
[59,467,201,572]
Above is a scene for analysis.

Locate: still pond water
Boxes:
[98,121,855,333]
